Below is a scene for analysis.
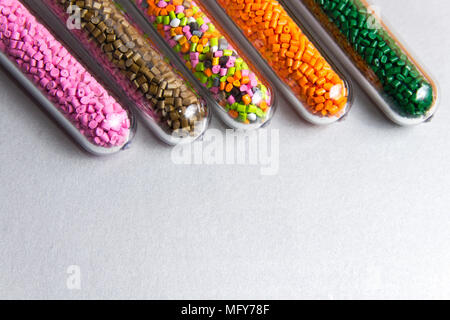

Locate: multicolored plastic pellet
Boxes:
[217,0,350,123]
[294,0,437,124]
[0,0,132,153]
[134,0,274,128]
[44,0,209,144]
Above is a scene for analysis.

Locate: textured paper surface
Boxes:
[0,0,449,299]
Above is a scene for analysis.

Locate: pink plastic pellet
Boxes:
[0,0,131,148]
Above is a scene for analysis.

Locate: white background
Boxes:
[1,0,449,299]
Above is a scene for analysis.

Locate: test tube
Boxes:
[214,0,353,124]
[285,0,438,125]
[0,0,135,155]
[128,0,276,130]
[41,0,210,145]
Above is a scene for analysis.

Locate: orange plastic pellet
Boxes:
[242,94,252,105]
[217,0,348,117]
[228,110,239,119]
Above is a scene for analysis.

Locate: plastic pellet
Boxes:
[295,0,438,124]
[134,0,275,129]
[44,0,209,143]
[0,0,132,153]
[217,0,350,123]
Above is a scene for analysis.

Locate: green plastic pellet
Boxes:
[238,113,247,122]
[210,38,218,47]
[311,0,434,117]
[194,71,207,84]
[196,62,205,72]
[236,104,246,113]
[207,78,213,89]
[227,67,236,76]
[247,105,258,113]
[261,85,267,94]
